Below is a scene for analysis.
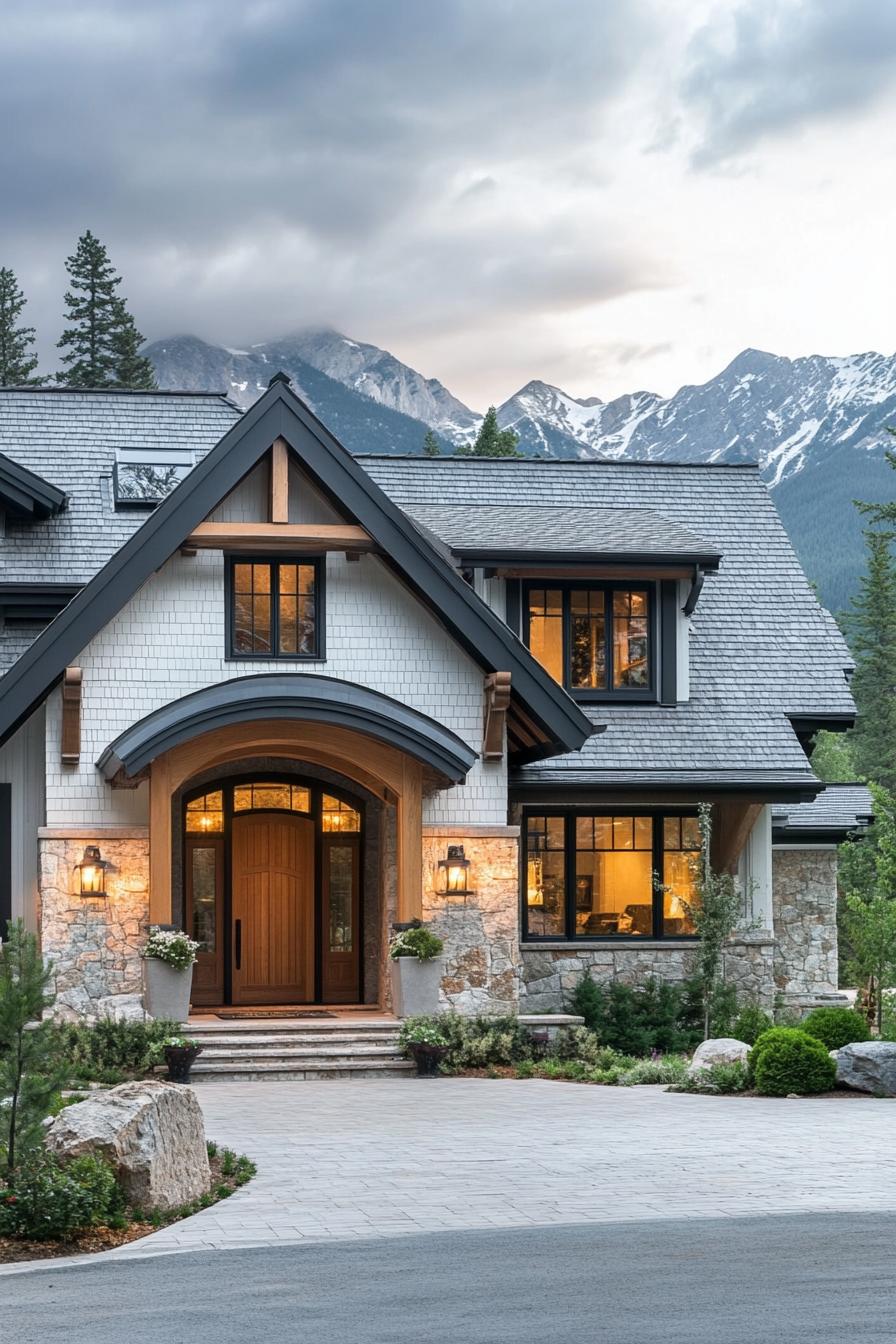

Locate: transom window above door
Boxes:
[227,557,323,659]
[524,583,653,698]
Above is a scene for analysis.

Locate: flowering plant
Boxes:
[143,928,199,970]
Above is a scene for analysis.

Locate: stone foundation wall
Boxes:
[520,935,776,1014]
[422,828,520,1015]
[772,847,839,1008]
[39,836,150,1020]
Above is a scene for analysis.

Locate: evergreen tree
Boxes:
[843,526,896,792]
[110,298,157,390]
[0,267,42,385]
[0,922,63,1174]
[457,406,522,458]
[57,231,121,386]
[422,428,441,457]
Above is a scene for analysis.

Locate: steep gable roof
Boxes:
[0,379,593,760]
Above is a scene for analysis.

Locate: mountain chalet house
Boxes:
[0,377,871,1020]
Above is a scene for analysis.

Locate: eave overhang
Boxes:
[97,674,479,786]
[510,774,824,805]
[0,451,67,520]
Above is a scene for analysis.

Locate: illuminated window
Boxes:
[523,812,701,940]
[232,783,311,813]
[228,558,321,659]
[321,795,361,833]
[524,584,652,696]
[185,791,224,833]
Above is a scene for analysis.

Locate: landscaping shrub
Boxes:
[675,1060,752,1094]
[400,1013,531,1069]
[49,1017,181,1085]
[749,1028,837,1097]
[569,974,703,1056]
[732,1005,773,1045]
[0,1153,124,1241]
[800,1006,871,1052]
[389,925,444,961]
[614,1055,689,1087]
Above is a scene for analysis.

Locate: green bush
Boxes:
[800,1007,871,1051]
[398,1020,449,1050]
[399,1014,531,1069]
[675,1060,752,1094]
[569,974,703,1056]
[732,1005,773,1045]
[48,1017,181,1084]
[614,1055,689,1087]
[388,925,444,961]
[0,1153,124,1241]
[749,1028,837,1097]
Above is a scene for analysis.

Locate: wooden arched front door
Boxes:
[231,812,314,1005]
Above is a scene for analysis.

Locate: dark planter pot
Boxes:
[408,1043,449,1077]
[164,1044,202,1083]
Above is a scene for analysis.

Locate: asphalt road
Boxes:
[4,1213,895,1344]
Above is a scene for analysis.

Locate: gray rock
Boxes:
[46,1080,211,1211]
[688,1038,751,1077]
[833,1041,896,1097]
[96,992,146,1023]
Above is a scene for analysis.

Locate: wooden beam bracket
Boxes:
[483,671,512,760]
[61,666,82,764]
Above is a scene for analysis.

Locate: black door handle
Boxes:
[234,919,242,970]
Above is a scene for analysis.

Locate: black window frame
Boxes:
[225,555,325,662]
[521,580,657,702]
[521,807,701,943]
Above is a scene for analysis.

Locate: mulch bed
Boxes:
[0,1151,246,1265]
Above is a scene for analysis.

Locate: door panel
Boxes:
[231,813,314,1005]
[186,835,224,1006]
[321,835,360,1003]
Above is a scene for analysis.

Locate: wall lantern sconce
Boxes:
[436,845,473,897]
[76,845,108,896]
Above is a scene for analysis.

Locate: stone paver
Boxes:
[103,1078,896,1258]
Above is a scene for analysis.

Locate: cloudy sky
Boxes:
[3,0,896,407]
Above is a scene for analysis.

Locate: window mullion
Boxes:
[566,813,574,941]
[653,814,663,938]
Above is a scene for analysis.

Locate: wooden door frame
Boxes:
[182,771,365,1006]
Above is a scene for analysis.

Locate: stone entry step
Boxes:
[184,1016,410,1081]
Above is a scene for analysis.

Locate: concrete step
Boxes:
[197,1044,403,1063]
[189,1057,414,1082]
[187,1030,401,1048]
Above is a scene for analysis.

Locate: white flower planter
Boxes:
[390,956,444,1018]
[143,958,194,1023]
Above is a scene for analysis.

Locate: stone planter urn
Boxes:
[390,956,444,1017]
[144,958,194,1023]
[407,1042,449,1077]
[164,1042,203,1084]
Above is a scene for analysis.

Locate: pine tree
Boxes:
[0,267,42,385]
[57,231,121,386]
[457,406,522,458]
[422,428,441,457]
[110,298,157,390]
[0,922,63,1174]
[844,527,896,791]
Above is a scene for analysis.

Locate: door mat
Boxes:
[214,1010,337,1019]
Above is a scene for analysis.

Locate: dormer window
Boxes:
[113,446,194,508]
[524,582,653,699]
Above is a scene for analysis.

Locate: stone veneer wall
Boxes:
[39,835,150,1020]
[421,828,520,1015]
[519,934,776,1014]
[772,848,839,1008]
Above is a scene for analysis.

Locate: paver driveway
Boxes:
[109,1078,895,1257]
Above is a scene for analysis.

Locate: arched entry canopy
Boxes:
[96,673,478,786]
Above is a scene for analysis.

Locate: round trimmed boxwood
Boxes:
[800,1006,871,1052]
[749,1027,836,1097]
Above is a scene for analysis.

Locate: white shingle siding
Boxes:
[0,706,46,928]
[44,549,505,826]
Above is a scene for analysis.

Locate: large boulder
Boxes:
[688,1038,751,1077]
[46,1080,210,1211]
[833,1041,896,1097]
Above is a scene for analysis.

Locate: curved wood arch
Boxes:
[150,719,422,926]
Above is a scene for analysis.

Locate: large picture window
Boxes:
[227,557,323,660]
[524,811,700,940]
[524,583,653,697]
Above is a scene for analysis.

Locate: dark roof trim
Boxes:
[511,778,823,805]
[771,826,864,845]
[455,548,721,570]
[97,674,477,785]
[0,379,593,756]
[789,713,856,734]
[0,583,81,621]
[354,453,763,472]
[0,385,235,400]
[0,451,67,519]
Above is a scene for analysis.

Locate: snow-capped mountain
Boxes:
[146,330,896,611]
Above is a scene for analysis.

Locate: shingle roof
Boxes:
[362,456,856,792]
[400,503,721,565]
[772,784,874,839]
[0,388,240,674]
